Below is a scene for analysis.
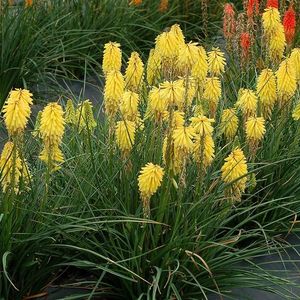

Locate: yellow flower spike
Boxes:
[220,108,239,140]
[221,148,248,202]
[262,8,286,62]
[102,42,122,75]
[138,163,164,218]
[115,120,136,153]
[65,99,76,125]
[40,103,65,146]
[170,24,185,46]
[190,115,214,136]
[172,126,195,155]
[104,70,125,119]
[292,103,300,120]
[125,52,144,92]
[104,71,125,101]
[0,142,23,193]
[191,46,208,82]
[207,47,226,76]
[138,163,164,199]
[256,69,277,118]
[159,80,185,108]
[2,88,33,136]
[172,111,185,128]
[193,135,215,168]
[245,116,266,158]
[120,90,139,121]
[203,77,222,117]
[268,25,286,62]
[146,48,162,85]
[290,48,300,83]
[76,100,97,133]
[276,59,297,105]
[177,42,199,71]
[39,144,64,172]
[235,89,257,119]
[245,117,266,142]
[262,8,281,36]
[155,30,180,60]
[145,87,168,122]
[39,103,65,171]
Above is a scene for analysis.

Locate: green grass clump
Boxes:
[0,108,299,299]
[1,71,300,299]
[1,2,300,299]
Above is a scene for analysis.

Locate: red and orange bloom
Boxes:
[223,3,236,39]
[283,5,296,45]
[130,0,142,5]
[266,0,278,9]
[240,32,251,59]
[25,0,33,7]
[247,0,259,19]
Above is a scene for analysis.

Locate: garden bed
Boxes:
[1,1,300,299]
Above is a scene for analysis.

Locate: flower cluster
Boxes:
[3,89,33,136]
[39,103,65,171]
[1,89,33,193]
[221,148,248,202]
[0,142,30,193]
[223,1,297,64]
[2,19,300,216]
[138,163,164,218]
[99,22,300,208]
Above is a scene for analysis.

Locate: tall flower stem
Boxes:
[154,105,174,243]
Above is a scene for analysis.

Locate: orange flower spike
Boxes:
[240,32,251,59]
[25,0,33,7]
[130,0,142,6]
[159,0,169,12]
[223,3,236,39]
[247,0,259,19]
[283,5,296,45]
[266,0,278,9]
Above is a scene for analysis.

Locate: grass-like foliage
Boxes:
[0,101,299,299]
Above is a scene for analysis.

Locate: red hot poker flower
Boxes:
[223,3,236,39]
[266,0,278,9]
[247,0,259,18]
[283,5,296,45]
[158,0,169,12]
[130,0,142,5]
[240,32,251,59]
